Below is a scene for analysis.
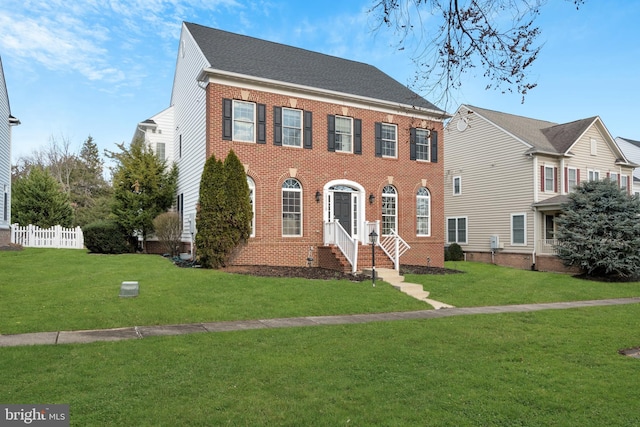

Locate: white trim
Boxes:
[452,176,462,196]
[381,122,398,159]
[446,216,468,244]
[199,68,449,121]
[511,213,527,246]
[323,179,366,243]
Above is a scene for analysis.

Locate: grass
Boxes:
[0,248,427,335]
[406,261,640,307]
[2,306,640,426]
[2,249,640,425]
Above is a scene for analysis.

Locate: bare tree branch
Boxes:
[369,0,585,106]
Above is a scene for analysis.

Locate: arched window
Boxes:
[247,177,255,237]
[417,187,430,236]
[382,185,397,235]
[282,178,302,236]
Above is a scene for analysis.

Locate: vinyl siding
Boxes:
[564,126,634,189]
[616,137,640,181]
[445,106,535,253]
[172,24,210,241]
[0,59,11,229]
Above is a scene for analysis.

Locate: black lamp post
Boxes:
[369,230,378,287]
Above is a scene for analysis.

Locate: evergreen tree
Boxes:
[195,150,252,268]
[223,150,252,250]
[72,136,113,227]
[195,154,227,268]
[555,179,640,279]
[107,138,178,251]
[11,167,73,228]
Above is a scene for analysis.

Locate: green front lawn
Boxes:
[2,249,640,426]
[0,249,429,335]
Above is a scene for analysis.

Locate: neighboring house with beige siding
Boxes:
[444,104,636,272]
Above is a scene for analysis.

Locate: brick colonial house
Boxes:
[154,22,448,271]
[0,56,20,246]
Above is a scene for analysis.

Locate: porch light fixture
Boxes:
[369,193,375,204]
[369,230,378,287]
[315,190,321,203]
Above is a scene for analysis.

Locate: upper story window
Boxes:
[567,167,578,191]
[543,166,556,192]
[588,169,600,181]
[381,123,397,158]
[223,98,266,144]
[282,108,302,147]
[415,129,430,161]
[156,142,165,161]
[334,116,353,153]
[233,100,255,143]
[453,176,461,195]
[410,128,437,162]
[621,175,629,192]
[609,172,618,185]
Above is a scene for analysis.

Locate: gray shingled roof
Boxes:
[618,137,640,149]
[467,105,597,155]
[185,22,444,113]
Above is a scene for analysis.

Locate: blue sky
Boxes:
[1,0,638,167]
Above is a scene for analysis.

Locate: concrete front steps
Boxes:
[364,268,454,310]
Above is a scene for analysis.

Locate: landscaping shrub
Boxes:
[153,212,182,257]
[445,243,464,261]
[83,220,131,254]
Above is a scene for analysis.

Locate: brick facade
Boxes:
[204,83,445,269]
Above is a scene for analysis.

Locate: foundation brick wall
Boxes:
[0,228,9,246]
[203,83,445,268]
[464,251,581,274]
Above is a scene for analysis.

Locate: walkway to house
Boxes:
[2,297,640,347]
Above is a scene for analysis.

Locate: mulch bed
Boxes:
[217,264,463,281]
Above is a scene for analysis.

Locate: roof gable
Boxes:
[540,117,596,153]
[184,22,444,113]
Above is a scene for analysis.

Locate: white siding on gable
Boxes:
[172,24,211,242]
[0,58,12,230]
[444,106,535,253]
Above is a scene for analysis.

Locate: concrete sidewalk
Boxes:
[2,297,640,348]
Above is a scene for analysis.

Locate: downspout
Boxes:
[532,154,539,271]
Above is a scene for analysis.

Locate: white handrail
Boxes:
[379,229,410,271]
[323,220,358,272]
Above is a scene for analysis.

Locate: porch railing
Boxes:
[323,220,358,273]
[538,239,559,255]
[379,229,411,271]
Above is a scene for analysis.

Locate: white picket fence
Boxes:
[11,224,84,249]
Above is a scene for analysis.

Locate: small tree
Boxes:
[11,167,73,228]
[153,212,183,257]
[223,150,252,253]
[107,139,178,251]
[555,179,640,279]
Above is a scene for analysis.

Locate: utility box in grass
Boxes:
[119,281,139,298]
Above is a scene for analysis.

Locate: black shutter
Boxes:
[430,130,438,163]
[327,115,335,152]
[374,122,382,157]
[354,118,362,155]
[273,106,282,146]
[409,128,416,160]
[304,111,313,149]
[222,98,232,140]
[257,103,266,144]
